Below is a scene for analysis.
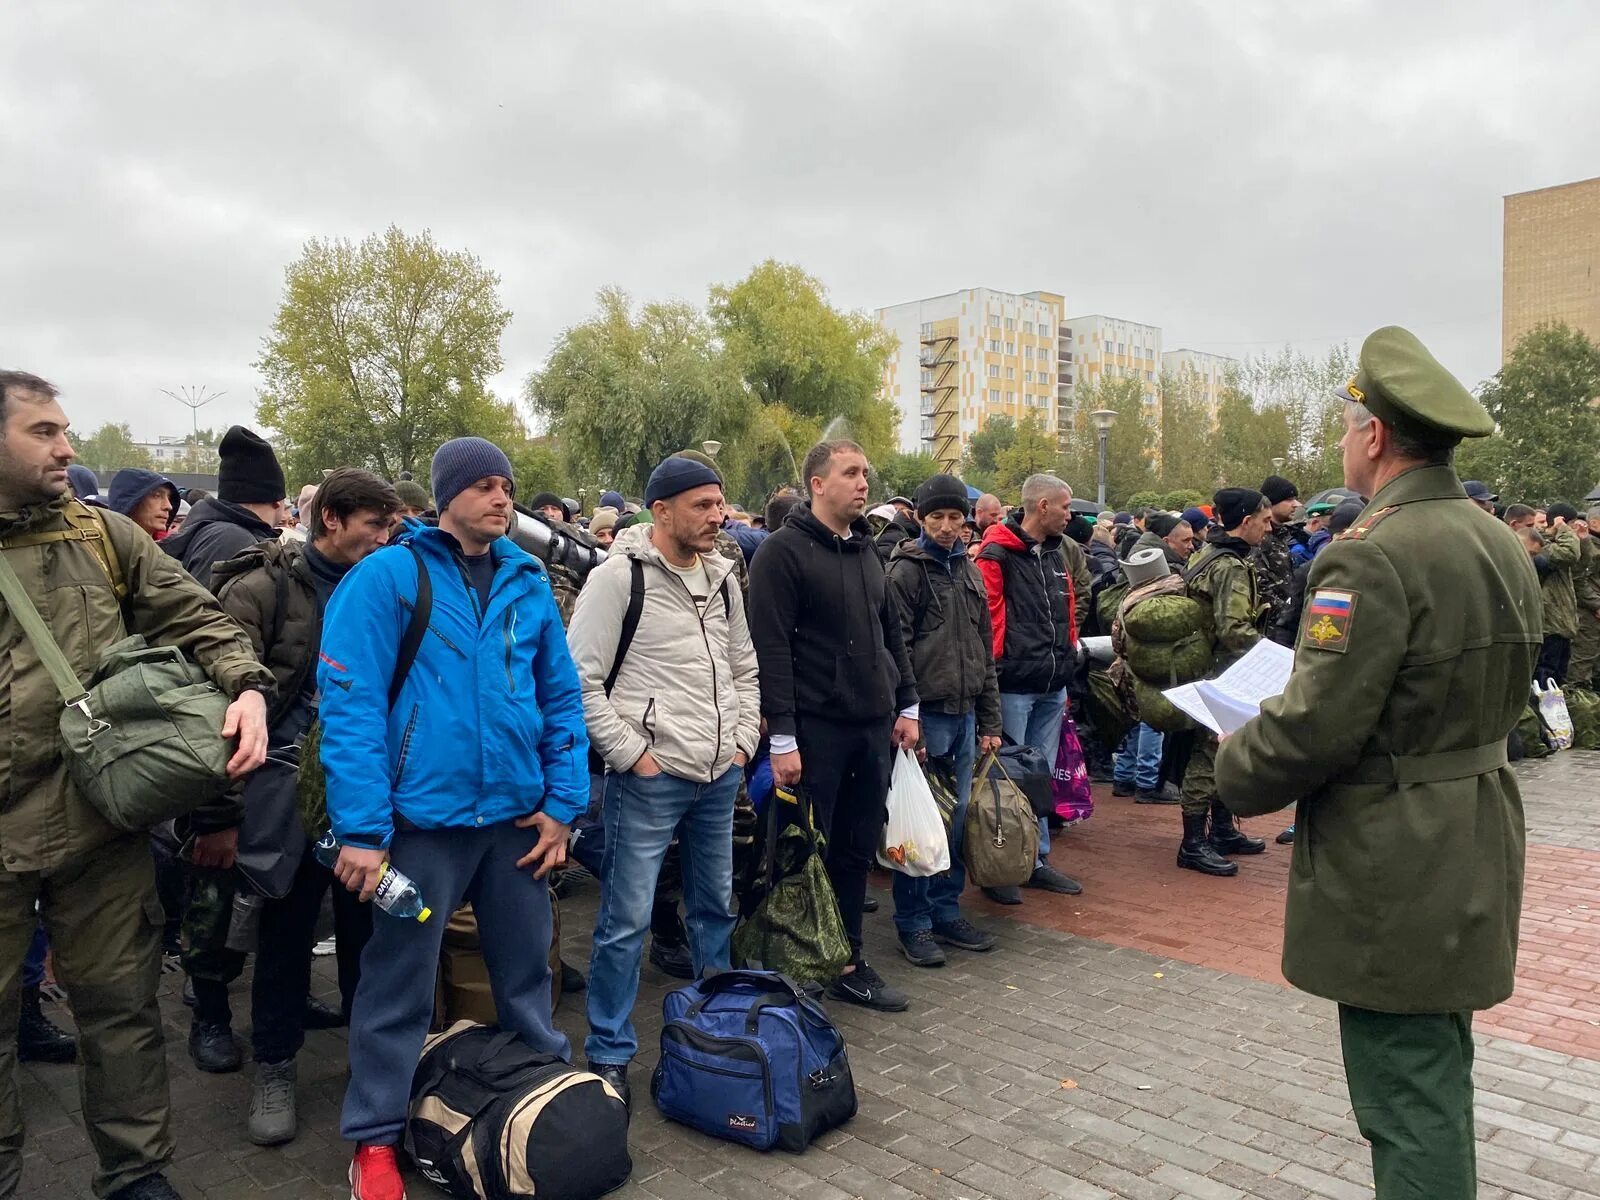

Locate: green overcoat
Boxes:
[1215,465,1541,1013]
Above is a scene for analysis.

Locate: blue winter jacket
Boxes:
[316,524,590,849]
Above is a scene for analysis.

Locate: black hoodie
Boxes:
[161,495,280,592]
[748,502,918,736]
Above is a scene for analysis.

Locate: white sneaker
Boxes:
[312,937,336,958]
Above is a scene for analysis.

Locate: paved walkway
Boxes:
[19,754,1600,1200]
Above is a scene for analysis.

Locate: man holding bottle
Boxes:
[317,438,589,1200]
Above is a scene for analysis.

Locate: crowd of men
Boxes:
[0,325,1563,1199]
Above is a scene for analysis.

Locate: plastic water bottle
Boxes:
[313,831,432,922]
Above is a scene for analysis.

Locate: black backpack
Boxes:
[407,1021,631,1200]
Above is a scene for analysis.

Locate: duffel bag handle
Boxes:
[693,969,807,1001]
[686,988,799,1033]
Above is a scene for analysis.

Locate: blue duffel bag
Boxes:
[651,970,856,1152]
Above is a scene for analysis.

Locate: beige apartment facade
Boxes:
[1503,175,1600,359]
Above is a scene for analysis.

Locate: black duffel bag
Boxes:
[993,741,1055,820]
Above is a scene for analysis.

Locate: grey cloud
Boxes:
[3,0,1598,439]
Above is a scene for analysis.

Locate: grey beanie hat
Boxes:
[431,437,515,514]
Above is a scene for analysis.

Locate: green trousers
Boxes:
[1571,610,1600,689]
[1338,1005,1476,1200]
[0,836,172,1199]
[1179,730,1217,816]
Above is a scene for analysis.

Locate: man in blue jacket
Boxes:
[317,437,588,1200]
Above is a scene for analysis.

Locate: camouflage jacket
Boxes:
[1251,523,1297,632]
[1186,531,1265,672]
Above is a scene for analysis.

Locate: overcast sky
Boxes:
[4,0,1598,442]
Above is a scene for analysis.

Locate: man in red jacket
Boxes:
[975,473,1092,903]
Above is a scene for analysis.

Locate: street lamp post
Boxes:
[1090,410,1117,507]
[1271,456,1285,473]
[701,440,723,459]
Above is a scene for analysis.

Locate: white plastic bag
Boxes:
[1535,680,1574,750]
[877,748,952,877]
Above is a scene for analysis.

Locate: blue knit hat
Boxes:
[599,490,626,511]
[644,455,722,507]
[431,437,515,514]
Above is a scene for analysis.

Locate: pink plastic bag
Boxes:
[1052,715,1095,824]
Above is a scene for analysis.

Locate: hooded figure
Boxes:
[107,468,181,539]
[67,464,105,507]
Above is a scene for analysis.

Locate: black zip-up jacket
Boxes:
[976,516,1090,695]
[747,503,918,737]
[874,509,920,561]
[885,539,1002,735]
[162,496,280,593]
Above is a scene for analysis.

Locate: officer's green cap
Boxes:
[1334,326,1495,443]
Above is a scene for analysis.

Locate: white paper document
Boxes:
[1162,639,1295,736]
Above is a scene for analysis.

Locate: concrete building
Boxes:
[1161,348,1238,411]
[134,435,220,472]
[1060,315,1163,416]
[878,288,1074,467]
[1503,175,1600,359]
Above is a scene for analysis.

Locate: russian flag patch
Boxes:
[1304,588,1358,652]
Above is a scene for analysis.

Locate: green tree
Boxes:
[72,423,152,472]
[1068,375,1158,505]
[255,226,513,482]
[1213,387,1292,489]
[526,287,752,496]
[1157,370,1220,494]
[1469,322,1600,504]
[995,414,1062,496]
[506,436,574,503]
[961,415,1016,479]
[1230,345,1353,492]
[709,260,898,465]
[873,451,941,502]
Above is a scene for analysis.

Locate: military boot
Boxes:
[1208,801,1266,856]
[17,985,76,1063]
[249,1058,298,1145]
[1177,811,1238,876]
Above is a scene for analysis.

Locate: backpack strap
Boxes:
[602,558,646,697]
[0,550,90,710]
[389,544,432,711]
[0,501,126,600]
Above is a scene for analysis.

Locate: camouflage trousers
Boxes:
[1179,730,1219,817]
[0,836,172,1198]
[181,867,248,1024]
[1571,611,1600,690]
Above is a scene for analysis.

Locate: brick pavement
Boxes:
[18,755,1600,1200]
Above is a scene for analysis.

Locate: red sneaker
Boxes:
[349,1144,406,1200]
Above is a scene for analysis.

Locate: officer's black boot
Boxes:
[1207,800,1266,856]
[17,985,76,1063]
[1177,811,1238,876]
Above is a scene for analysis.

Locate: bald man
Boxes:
[975,493,1004,531]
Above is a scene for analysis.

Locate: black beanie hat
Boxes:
[914,473,970,519]
[1548,502,1580,523]
[1214,487,1266,531]
[217,426,286,505]
[1328,499,1365,535]
[529,491,566,515]
[1260,475,1298,505]
[1146,511,1181,538]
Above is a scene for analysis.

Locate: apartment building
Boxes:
[877,288,1075,466]
[1503,175,1600,359]
[1059,315,1163,416]
[1161,348,1238,410]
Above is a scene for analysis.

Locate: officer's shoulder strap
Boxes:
[1335,506,1399,543]
[0,500,126,599]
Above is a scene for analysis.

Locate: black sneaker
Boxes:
[861,895,880,913]
[561,961,587,993]
[1136,783,1183,805]
[826,962,910,1012]
[648,939,694,980]
[931,918,996,953]
[107,1172,182,1200]
[188,1019,242,1074]
[897,929,946,968]
[981,885,1023,905]
[1027,864,1083,895]
[302,994,345,1030]
[589,1061,631,1113]
[1276,825,1295,845]
[1111,779,1136,797]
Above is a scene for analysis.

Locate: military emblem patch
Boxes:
[1304,588,1357,652]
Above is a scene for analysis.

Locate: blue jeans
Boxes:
[1115,722,1163,791]
[892,710,975,933]
[341,821,565,1145]
[585,765,740,1065]
[22,921,46,989]
[1000,689,1066,860]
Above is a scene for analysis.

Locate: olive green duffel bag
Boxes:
[0,557,231,831]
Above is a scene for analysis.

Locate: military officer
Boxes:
[1215,327,1540,1199]
[1177,487,1272,877]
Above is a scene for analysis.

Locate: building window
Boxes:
[988,364,1000,378]
[1025,346,1034,360]
[1023,321,1034,334]
[1005,317,1015,331]
[989,314,1001,328]
[1146,370,1155,382]
[1006,390,1015,403]
[989,339,1001,352]
[1006,367,1016,380]
[990,388,1001,402]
